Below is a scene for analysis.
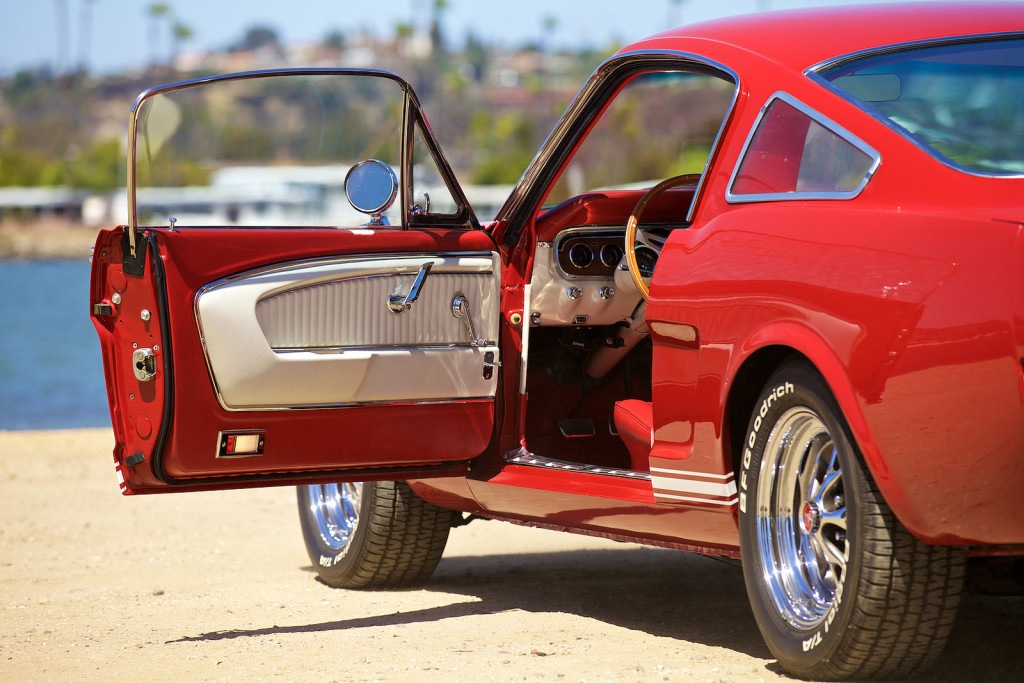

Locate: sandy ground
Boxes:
[1,429,1022,683]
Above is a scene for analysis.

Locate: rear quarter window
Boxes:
[818,37,1024,176]
[728,93,879,202]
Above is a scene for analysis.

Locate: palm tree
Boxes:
[54,0,70,74]
[667,0,688,28]
[430,0,447,54]
[147,2,171,67]
[171,21,194,71]
[78,0,96,73]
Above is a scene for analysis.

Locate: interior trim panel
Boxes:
[195,252,501,410]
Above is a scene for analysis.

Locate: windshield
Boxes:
[819,37,1024,175]
[130,71,413,228]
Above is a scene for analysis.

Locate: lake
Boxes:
[0,259,110,430]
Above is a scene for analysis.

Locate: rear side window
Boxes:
[818,37,1024,175]
[728,94,878,202]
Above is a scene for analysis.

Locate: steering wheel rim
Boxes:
[625,173,702,299]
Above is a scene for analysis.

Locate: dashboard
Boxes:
[530,226,646,327]
[528,188,691,327]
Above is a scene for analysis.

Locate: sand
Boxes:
[1,428,1021,682]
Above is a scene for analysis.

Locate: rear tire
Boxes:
[738,361,965,680]
[297,480,455,589]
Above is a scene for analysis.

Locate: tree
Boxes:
[232,25,282,53]
[322,30,345,51]
[430,0,447,55]
[147,3,171,67]
[667,0,688,27]
[54,0,70,74]
[78,0,97,73]
[463,33,488,83]
[171,21,194,70]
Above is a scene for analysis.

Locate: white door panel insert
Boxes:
[195,252,500,410]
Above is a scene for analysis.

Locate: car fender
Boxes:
[731,318,892,502]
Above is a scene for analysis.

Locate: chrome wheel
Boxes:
[297,481,454,589]
[304,482,363,551]
[740,362,964,679]
[755,406,848,630]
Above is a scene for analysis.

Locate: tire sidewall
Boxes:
[297,481,375,584]
[737,363,864,674]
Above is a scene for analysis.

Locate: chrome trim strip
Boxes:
[725,91,882,204]
[552,226,627,281]
[214,396,495,413]
[519,282,532,396]
[271,341,489,352]
[201,250,495,294]
[126,97,140,258]
[806,31,1024,80]
[505,448,652,482]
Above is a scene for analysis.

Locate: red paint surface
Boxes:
[94,3,1024,553]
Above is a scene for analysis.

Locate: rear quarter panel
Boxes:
[648,199,1024,545]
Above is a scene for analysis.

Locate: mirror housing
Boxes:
[345,159,399,225]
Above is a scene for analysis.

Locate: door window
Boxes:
[543,70,736,207]
[131,72,467,229]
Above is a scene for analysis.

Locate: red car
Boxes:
[91,3,1024,679]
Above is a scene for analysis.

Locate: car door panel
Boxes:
[92,225,499,492]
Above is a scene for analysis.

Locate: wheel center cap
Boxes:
[800,501,821,534]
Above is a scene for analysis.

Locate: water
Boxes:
[0,259,110,430]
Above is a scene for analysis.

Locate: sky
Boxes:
[0,0,899,76]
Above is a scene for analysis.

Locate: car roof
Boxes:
[623,2,1024,72]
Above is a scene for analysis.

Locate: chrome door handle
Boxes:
[451,294,488,347]
[387,262,433,313]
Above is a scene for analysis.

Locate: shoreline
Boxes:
[0,218,101,260]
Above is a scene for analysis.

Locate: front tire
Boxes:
[297,480,455,589]
[738,361,965,680]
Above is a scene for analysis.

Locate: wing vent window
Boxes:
[728,94,879,202]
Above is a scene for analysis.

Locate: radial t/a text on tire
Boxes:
[737,360,965,680]
[296,480,455,589]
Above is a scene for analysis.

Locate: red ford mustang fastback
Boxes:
[91,3,1024,679]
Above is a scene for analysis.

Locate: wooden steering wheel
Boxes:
[624,174,701,299]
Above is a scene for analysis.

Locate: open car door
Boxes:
[90,70,501,494]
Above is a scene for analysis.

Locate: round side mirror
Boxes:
[344,160,398,218]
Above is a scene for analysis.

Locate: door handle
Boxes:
[451,294,488,347]
[387,262,433,314]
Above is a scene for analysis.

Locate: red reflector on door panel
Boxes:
[217,431,265,458]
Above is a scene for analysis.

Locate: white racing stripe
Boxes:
[651,467,738,506]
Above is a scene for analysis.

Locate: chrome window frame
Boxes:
[125,68,478,261]
[725,91,881,204]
